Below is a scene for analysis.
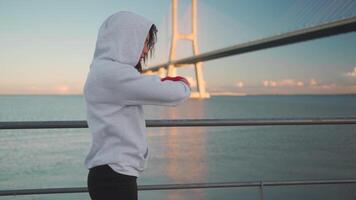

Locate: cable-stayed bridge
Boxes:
[143,0,356,99]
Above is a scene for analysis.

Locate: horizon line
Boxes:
[1,93,356,96]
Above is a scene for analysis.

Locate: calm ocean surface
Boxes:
[0,95,355,200]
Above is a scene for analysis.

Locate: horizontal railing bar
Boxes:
[0,117,356,130]
[144,16,356,72]
[1,179,355,196]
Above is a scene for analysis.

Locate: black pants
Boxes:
[87,164,138,200]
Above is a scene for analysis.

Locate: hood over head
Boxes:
[92,11,154,66]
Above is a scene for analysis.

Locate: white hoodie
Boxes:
[83,11,191,177]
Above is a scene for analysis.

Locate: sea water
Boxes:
[0,95,355,200]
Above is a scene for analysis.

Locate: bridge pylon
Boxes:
[168,0,210,99]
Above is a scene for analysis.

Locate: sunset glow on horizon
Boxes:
[1,0,355,95]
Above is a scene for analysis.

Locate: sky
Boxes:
[1,0,356,95]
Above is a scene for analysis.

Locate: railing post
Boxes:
[259,181,264,200]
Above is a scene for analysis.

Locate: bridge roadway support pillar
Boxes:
[168,0,210,99]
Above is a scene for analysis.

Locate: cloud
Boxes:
[346,67,356,77]
[309,78,317,86]
[56,85,70,94]
[315,83,337,90]
[235,81,244,88]
[209,79,356,95]
[262,79,304,87]
[308,78,337,90]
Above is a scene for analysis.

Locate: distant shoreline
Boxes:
[1,93,356,97]
[210,93,356,97]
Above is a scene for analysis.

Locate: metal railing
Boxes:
[1,179,356,197]
[1,117,356,130]
[1,117,356,199]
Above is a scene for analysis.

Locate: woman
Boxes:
[83,11,191,200]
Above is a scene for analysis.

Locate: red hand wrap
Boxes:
[161,76,190,88]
